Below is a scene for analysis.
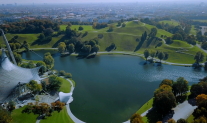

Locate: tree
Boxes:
[165,37,173,44]
[58,42,66,53]
[190,84,203,97]
[82,45,91,54]
[78,26,84,31]
[122,23,126,27]
[177,118,187,123]
[43,52,54,69]
[92,45,100,54]
[194,51,204,65]
[158,52,165,62]
[23,41,30,51]
[149,28,157,37]
[13,52,22,65]
[27,80,42,94]
[173,77,188,96]
[167,119,176,123]
[36,61,47,74]
[43,28,54,37]
[48,75,62,91]
[150,50,156,62]
[65,73,72,78]
[68,43,75,53]
[7,101,16,112]
[172,33,183,40]
[144,49,150,62]
[27,61,35,68]
[0,107,12,123]
[38,33,45,41]
[159,79,173,87]
[164,53,169,60]
[130,113,144,123]
[107,25,114,32]
[153,90,176,114]
[59,70,66,76]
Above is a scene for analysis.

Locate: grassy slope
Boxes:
[193,19,207,23]
[40,107,74,123]
[170,40,192,47]
[136,98,153,115]
[190,25,197,35]
[59,77,72,93]
[159,20,179,26]
[60,25,95,32]
[12,106,39,123]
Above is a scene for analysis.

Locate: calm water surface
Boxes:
[22,51,207,123]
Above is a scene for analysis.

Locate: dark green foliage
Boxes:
[190,84,203,97]
[59,70,66,76]
[165,37,173,44]
[78,26,84,31]
[92,23,108,29]
[144,49,150,61]
[158,51,165,62]
[0,20,59,34]
[47,75,62,91]
[7,101,16,112]
[13,52,22,65]
[201,42,207,50]
[27,80,42,94]
[194,51,204,64]
[106,43,116,51]
[172,33,183,40]
[65,73,72,78]
[36,61,47,74]
[172,77,188,96]
[177,118,188,123]
[68,43,75,53]
[98,34,104,39]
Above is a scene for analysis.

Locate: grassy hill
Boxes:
[169,40,192,48]
[0,21,206,64]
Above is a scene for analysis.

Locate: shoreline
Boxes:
[26,48,198,67]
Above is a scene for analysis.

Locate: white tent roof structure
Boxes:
[59,92,73,104]
[0,50,41,102]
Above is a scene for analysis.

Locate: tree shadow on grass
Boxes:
[52,36,67,48]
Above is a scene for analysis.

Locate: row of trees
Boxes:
[144,50,169,62]
[23,101,65,119]
[0,20,60,34]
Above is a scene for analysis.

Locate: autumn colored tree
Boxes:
[167,119,176,123]
[130,113,144,123]
[51,101,65,112]
[0,107,12,123]
[159,79,173,87]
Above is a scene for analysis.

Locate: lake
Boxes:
[22,50,207,123]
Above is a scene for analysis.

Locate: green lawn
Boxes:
[60,25,95,32]
[170,40,192,48]
[59,77,72,93]
[136,98,153,115]
[159,20,179,26]
[190,25,197,35]
[11,106,39,123]
[193,19,207,23]
[186,114,194,123]
[40,107,74,123]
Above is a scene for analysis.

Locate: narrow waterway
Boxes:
[22,51,207,123]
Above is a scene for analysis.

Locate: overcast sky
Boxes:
[0,0,203,4]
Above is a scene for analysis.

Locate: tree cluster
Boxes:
[92,23,108,29]
[130,113,144,123]
[153,77,189,116]
[43,52,54,69]
[0,107,12,123]
[26,80,42,94]
[0,20,59,34]
[143,50,169,63]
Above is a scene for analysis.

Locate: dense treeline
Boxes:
[92,22,108,29]
[0,20,60,34]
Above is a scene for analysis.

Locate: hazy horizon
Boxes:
[0,0,205,4]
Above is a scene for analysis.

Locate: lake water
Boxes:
[22,50,207,123]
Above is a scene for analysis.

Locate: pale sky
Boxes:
[0,0,203,4]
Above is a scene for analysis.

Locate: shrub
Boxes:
[65,73,72,78]
[59,70,66,76]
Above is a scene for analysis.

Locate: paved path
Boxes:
[172,100,197,121]
[196,43,207,53]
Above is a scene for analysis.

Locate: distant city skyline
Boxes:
[0,0,204,4]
